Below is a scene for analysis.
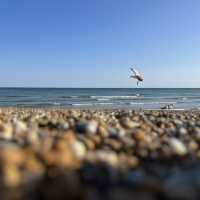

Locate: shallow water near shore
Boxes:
[0,88,200,109]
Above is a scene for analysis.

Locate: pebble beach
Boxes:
[0,108,200,199]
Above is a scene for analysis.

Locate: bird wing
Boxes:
[131,68,141,76]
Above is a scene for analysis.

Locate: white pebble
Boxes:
[86,121,98,134]
[13,120,27,134]
[0,123,13,140]
[169,138,187,156]
[71,141,86,160]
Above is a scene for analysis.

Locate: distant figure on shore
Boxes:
[130,68,144,86]
[161,104,174,110]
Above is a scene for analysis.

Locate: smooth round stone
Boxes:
[59,122,70,130]
[173,119,183,126]
[178,127,188,135]
[188,121,195,127]
[86,150,118,167]
[120,117,140,129]
[98,125,109,138]
[96,150,118,167]
[13,120,27,134]
[188,141,198,152]
[169,138,187,156]
[0,123,13,140]
[71,140,86,160]
[108,127,124,138]
[133,130,146,141]
[86,121,98,134]
[75,121,98,134]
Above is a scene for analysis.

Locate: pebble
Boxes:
[59,122,70,130]
[188,140,198,152]
[0,123,13,140]
[98,125,109,138]
[178,127,188,135]
[133,129,146,141]
[173,119,183,126]
[75,121,98,134]
[169,138,187,156]
[85,150,118,167]
[3,166,22,187]
[120,117,140,129]
[13,120,27,134]
[71,140,86,160]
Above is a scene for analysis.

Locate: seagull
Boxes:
[130,68,144,86]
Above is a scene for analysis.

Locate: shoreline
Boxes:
[0,106,198,112]
[0,108,200,199]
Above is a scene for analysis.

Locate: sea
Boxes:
[0,88,200,110]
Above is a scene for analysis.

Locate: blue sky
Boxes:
[0,0,200,88]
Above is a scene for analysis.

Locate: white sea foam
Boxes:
[98,102,114,105]
[72,102,115,106]
[97,98,110,101]
[130,102,144,105]
[72,103,93,106]
[53,102,61,106]
[91,96,139,99]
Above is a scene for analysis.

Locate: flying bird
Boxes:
[130,68,144,86]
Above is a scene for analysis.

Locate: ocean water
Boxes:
[0,88,200,109]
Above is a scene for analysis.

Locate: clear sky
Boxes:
[0,0,200,88]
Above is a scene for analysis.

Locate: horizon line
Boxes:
[0,87,200,89]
